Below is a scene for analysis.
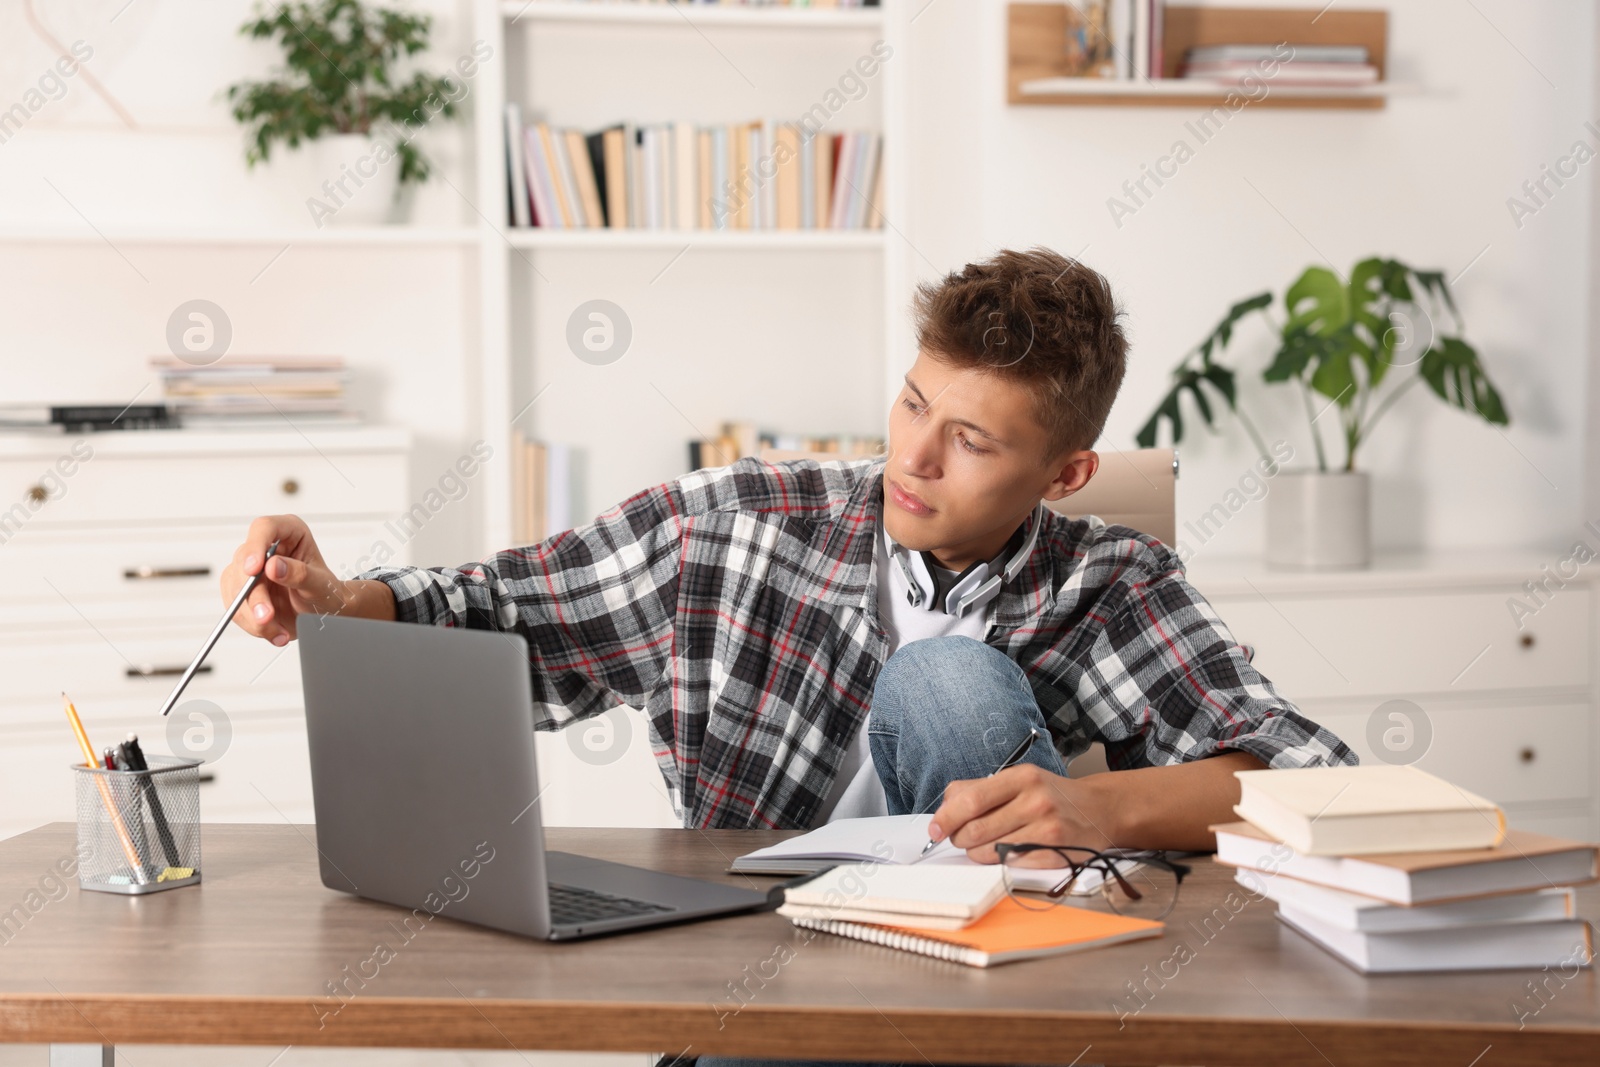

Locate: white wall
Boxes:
[907,0,1596,561]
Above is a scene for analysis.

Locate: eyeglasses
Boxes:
[994,844,1191,920]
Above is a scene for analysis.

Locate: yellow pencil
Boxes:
[62,692,147,881]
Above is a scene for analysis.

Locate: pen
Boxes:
[123,733,181,868]
[919,726,1047,859]
[158,539,279,718]
[63,693,149,884]
[112,742,155,873]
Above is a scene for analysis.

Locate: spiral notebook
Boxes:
[787,897,1164,968]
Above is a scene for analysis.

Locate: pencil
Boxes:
[63,692,149,883]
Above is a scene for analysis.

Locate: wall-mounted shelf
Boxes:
[0,225,483,246]
[502,0,884,28]
[1008,3,1393,110]
[501,228,886,250]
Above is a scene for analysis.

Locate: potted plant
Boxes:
[1136,257,1509,569]
[226,0,462,226]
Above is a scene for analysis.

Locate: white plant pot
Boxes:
[305,133,401,227]
[1265,470,1370,570]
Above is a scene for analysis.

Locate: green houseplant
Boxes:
[1136,257,1510,568]
[226,0,463,225]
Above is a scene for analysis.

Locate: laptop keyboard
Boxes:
[548,881,675,926]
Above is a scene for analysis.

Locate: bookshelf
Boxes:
[1008,3,1397,110]
[472,0,912,553]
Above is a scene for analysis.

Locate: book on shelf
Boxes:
[1234,764,1506,855]
[687,421,885,471]
[511,429,575,545]
[149,355,356,425]
[1178,42,1378,86]
[1064,2,1165,81]
[544,1,882,7]
[505,107,884,232]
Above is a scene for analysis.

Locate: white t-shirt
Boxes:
[816,524,989,823]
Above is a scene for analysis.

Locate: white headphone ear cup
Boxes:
[948,573,1002,618]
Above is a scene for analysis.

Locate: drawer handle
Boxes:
[1519,747,1536,764]
[124,565,212,581]
[197,771,217,785]
[25,484,48,505]
[126,664,215,679]
[282,478,300,495]
[1519,633,1535,649]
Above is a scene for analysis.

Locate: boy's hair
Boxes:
[911,247,1128,455]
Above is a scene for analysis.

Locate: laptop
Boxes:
[297,614,770,940]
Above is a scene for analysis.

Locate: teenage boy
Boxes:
[222,248,1354,862]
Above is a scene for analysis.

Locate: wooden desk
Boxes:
[0,824,1595,1066]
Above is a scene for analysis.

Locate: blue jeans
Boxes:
[698,637,1070,1067]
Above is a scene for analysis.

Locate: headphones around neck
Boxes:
[888,503,1045,618]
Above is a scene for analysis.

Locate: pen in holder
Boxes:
[73,756,203,894]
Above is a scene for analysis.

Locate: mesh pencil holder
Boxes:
[73,756,203,894]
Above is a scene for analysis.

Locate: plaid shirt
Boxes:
[357,458,1355,830]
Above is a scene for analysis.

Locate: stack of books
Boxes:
[149,356,354,427]
[1216,766,1597,973]
[688,421,885,470]
[1179,43,1379,87]
[504,107,885,231]
[510,429,575,545]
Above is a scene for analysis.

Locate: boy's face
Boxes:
[882,351,1097,570]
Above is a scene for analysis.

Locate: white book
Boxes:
[503,104,531,228]
[1132,0,1150,81]
[778,863,1005,930]
[1234,765,1505,855]
[760,117,777,230]
[625,124,643,231]
[545,443,571,534]
[1214,821,1600,906]
[709,125,728,229]
[1278,906,1593,974]
[673,120,697,230]
[1108,0,1132,80]
[1235,870,1576,933]
[852,134,883,230]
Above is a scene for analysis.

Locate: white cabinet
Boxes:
[1188,552,1599,841]
[0,428,411,841]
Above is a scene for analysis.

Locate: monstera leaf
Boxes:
[1420,338,1509,426]
[1134,363,1238,448]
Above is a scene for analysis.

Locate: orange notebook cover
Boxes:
[787,897,1163,968]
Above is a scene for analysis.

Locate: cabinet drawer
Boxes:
[1310,702,1591,806]
[0,523,408,626]
[1211,589,1590,699]
[195,715,315,823]
[0,451,404,526]
[0,624,301,718]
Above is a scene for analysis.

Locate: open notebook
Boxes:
[732,813,1140,894]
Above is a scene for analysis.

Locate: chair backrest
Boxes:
[760,447,1178,547]
[1045,447,1177,546]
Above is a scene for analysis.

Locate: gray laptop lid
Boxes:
[298,614,554,938]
